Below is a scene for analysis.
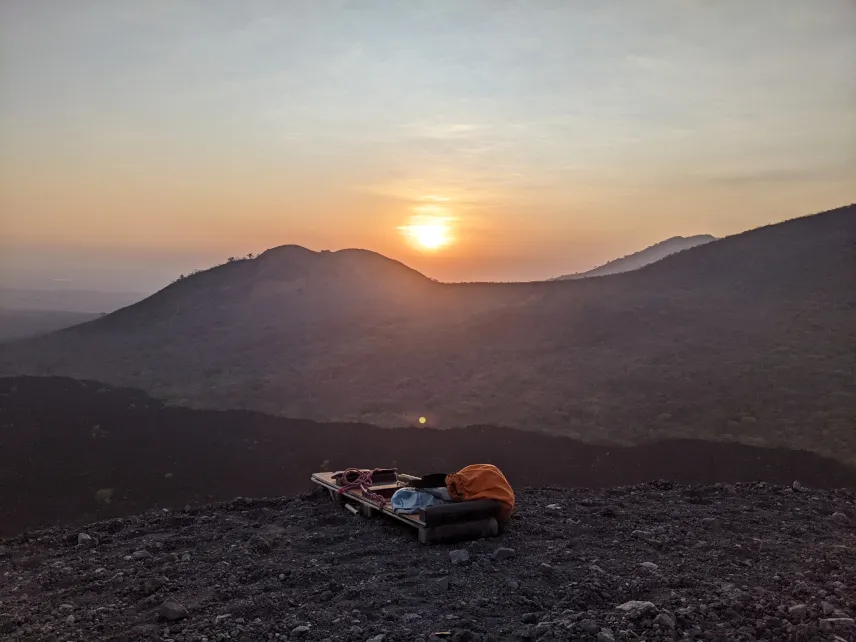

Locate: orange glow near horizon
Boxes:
[3,2,855,291]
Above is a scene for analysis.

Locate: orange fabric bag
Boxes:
[446,464,515,521]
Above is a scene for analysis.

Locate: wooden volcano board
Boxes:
[310,471,426,529]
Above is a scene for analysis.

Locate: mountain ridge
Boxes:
[1,205,854,466]
[554,234,718,280]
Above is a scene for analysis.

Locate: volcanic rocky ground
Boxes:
[1,482,854,642]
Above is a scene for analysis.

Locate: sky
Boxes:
[1,0,854,292]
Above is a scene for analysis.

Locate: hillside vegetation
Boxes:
[1,206,854,464]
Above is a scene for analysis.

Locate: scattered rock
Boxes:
[616,601,657,617]
[820,618,855,634]
[792,480,803,492]
[545,504,561,510]
[131,550,151,561]
[434,577,450,592]
[701,517,722,532]
[291,624,310,637]
[144,576,168,595]
[830,512,850,525]
[600,506,618,517]
[367,635,385,642]
[159,600,188,622]
[2,484,854,642]
[449,550,470,566]
[77,532,94,547]
[0,615,15,635]
[654,612,675,629]
[65,614,75,624]
[579,618,599,634]
[492,547,516,561]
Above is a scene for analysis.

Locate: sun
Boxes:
[399,211,455,252]
[409,220,450,250]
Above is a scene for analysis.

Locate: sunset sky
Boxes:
[1,0,854,291]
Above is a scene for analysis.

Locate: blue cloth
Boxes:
[390,488,444,514]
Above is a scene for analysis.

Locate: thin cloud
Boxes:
[700,167,855,186]
[624,54,673,72]
[397,123,491,140]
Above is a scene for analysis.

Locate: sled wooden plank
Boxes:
[310,472,426,528]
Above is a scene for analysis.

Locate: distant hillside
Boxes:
[0,309,100,341]
[554,234,717,280]
[0,288,146,314]
[1,206,854,465]
[0,288,140,340]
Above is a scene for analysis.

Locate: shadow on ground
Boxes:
[2,376,854,536]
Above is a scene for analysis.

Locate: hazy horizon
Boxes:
[2,1,854,292]
[0,231,716,294]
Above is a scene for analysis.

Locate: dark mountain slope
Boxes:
[81,245,435,331]
[630,206,855,295]
[554,234,717,279]
[1,205,854,464]
[1,376,855,538]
